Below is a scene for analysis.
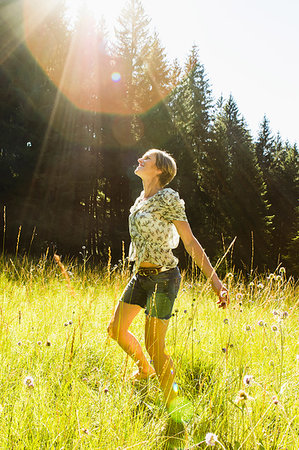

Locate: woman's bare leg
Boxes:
[145,316,176,407]
[108,302,154,377]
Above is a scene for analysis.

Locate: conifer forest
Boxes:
[1,0,298,277]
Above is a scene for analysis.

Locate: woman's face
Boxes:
[134,151,162,182]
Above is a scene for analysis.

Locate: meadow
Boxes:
[0,252,298,449]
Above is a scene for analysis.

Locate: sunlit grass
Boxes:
[0,254,298,449]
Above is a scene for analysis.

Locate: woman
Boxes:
[108,149,229,409]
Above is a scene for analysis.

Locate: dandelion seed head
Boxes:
[205,432,218,446]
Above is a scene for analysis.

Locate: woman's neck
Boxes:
[142,179,163,199]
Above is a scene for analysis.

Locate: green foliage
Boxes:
[0,0,298,275]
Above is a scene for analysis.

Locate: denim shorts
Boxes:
[120,267,181,320]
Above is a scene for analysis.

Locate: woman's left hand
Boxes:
[216,287,229,309]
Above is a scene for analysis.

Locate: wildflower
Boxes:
[223,318,229,324]
[236,293,243,301]
[272,395,279,405]
[82,377,88,382]
[174,309,179,313]
[24,376,34,388]
[193,328,196,332]
[222,347,227,353]
[282,311,288,319]
[37,341,42,346]
[69,320,73,325]
[17,341,22,346]
[257,283,264,289]
[275,275,282,282]
[227,272,234,278]
[243,375,254,386]
[104,388,109,394]
[64,322,68,327]
[258,320,264,327]
[235,389,254,404]
[279,267,286,275]
[271,325,278,332]
[82,428,89,435]
[245,325,251,331]
[267,273,275,281]
[269,360,275,367]
[249,282,254,287]
[45,340,51,346]
[184,309,187,313]
[205,433,218,446]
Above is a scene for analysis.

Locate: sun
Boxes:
[64,0,125,27]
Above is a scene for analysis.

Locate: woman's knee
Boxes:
[107,319,121,341]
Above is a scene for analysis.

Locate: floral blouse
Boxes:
[128,188,188,269]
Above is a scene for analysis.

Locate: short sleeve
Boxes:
[159,188,188,222]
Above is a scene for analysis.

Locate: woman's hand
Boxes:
[216,287,229,309]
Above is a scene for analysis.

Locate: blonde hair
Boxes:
[150,149,177,187]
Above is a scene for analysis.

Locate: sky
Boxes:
[63,0,299,144]
[144,0,299,145]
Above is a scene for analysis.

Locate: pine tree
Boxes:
[212,96,272,270]
[114,0,152,113]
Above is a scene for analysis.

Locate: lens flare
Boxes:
[111,72,121,82]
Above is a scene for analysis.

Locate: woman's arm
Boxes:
[173,220,229,308]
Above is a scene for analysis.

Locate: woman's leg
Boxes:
[108,301,154,377]
[145,315,176,407]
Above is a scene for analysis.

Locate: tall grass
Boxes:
[0,253,298,449]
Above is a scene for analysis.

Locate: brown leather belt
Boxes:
[137,266,168,277]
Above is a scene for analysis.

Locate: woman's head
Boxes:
[149,149,177,187]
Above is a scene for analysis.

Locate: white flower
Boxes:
[243,375,254,386]
[257,283,264,289]
[24,376,34,388]
[205,433,218,446]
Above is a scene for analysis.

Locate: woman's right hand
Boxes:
[216,287,229,309]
